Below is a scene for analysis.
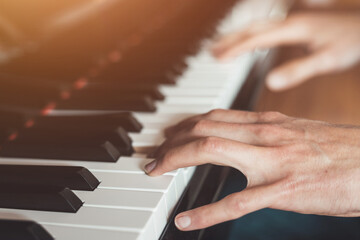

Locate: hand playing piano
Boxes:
[145,109,360,231]
[212,12,360,91]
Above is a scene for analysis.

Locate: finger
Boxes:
[164,110,286,138]
[213,20,309,60]
[156,121,284,159]
[212,20,283,57]
[164,109,261,138]
[145,136,272,180]
[175,183,281,231]
[266,48,336,91]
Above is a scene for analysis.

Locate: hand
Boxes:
[212,13,360,91]
[145,109,360,231]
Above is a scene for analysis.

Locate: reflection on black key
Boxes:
[0,111,25,143]
[0,128,133,162]
[0,184,83,212]
[35,112,143,132]
[0,220,54,240]
[0,165,100,191]
[0,127,16,144]
[58,94,156,112]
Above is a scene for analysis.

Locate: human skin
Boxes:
[212,12,360,91]
[145,109,360,231]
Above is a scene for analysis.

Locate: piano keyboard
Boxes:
[0,0,287,239]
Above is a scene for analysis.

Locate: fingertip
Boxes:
[144,160,157,175]
[175,214,192,230]
[266,73,288,91]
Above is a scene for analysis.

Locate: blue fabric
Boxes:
[212,170,360,240]
[226,208,360,240]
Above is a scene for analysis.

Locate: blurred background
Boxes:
[256,0,360,125]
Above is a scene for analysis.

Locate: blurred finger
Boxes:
[266,48,336,91]
[213,20,309,60]
[212,20,283,57]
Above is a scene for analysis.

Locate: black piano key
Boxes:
[0,75,63,109]
[0,128,133,162]
[0,220,54,240]
[0,111,31,143]
[0,184,83,212]
[0,165,100,191]
[0,140,122,162]
[58,94,156,112]
[0,110,29,128]
[35,112,143,132]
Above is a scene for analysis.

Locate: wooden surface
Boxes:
[255,4,360,125]
[256,48,360,125]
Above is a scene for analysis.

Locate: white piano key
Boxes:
[0,156,176,176]
[94,172,172,192]
[44,225,140,240]
[182,70,229,80]
[160,86,224,97]
[76,189,168,237]
[129,133,165,147]
[176,80,229,88]
[91,172,178,215]
[75,188,163,211]
[0,207,156,236]
[140,122,170,131]
[164,96,219,105]
[133,112,195,124]
[156,104,214,113]
[182,166,197,184]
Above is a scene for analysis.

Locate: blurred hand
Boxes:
[145,109,360,231]
[212,13,360,91]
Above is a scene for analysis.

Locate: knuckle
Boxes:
[286,142,314,155]
[197,136,223,154]
[226,195,248,218]
[191,119,211,135]
[274,142,315,164]
[250,124,284,142]
[205,109,225,118]
[253,124,276,137]
[194,212,212,227]
[258,111,286,122]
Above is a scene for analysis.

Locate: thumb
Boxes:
[174,183,280,231]
[266,49,336,91]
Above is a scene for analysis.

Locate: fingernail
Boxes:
[175,215,191,229]
[144,160,157,174]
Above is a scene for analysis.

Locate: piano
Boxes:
[0,0,288,239]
